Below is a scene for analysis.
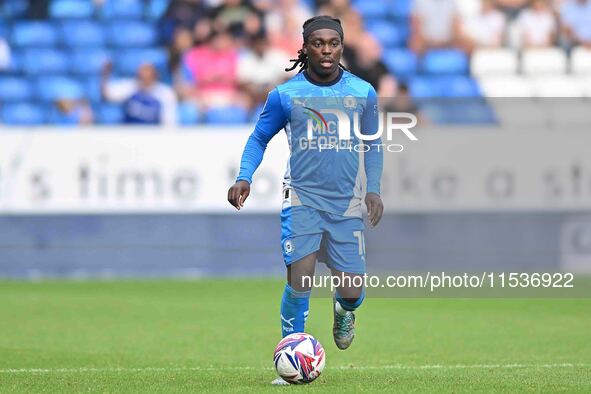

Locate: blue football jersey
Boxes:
[237,69,383,217]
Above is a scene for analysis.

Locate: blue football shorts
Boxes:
[280,205,366,275]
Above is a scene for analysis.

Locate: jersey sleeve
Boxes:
[361,86,383,195]
[236,88,288,183]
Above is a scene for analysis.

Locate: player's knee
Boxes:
[336,288,365,311]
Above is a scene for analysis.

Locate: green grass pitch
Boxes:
[0,279,590,392]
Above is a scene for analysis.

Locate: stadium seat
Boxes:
[383,48,418,80]
[419,99,495,125]
[82,76,102,103]
[60,21,105,47]
[114,48,168,76]
[367,21,408,48]
[147,0,169,20]
[390,0,412,18]
[571,46,591,75]
[22,49,69,74]
[409,76,480,97]
[204,105,249,124]
[70,48,110,74]
[478,75,534,97]
[0,77,33,101]
[96,103,124,124]
[50,0,95,18]
[11,22,58,47]
[421,49,469,75]
[178,102,200,125]
[530,76,585,97]
[106,21,158,47]
[101,0,144,19]
[0,0,28,19]
[1,103,45,125]
[35,76,84,101]
[5,50,22,74]
[352,0,390,19]
[521,48,567,75]
[471,49,518,77]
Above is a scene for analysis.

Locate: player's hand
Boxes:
[365,193,383,227]
[227,180,250,210]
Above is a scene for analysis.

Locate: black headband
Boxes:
[303,18,344,42]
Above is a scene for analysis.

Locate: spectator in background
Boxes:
[169,27,195,81]
[265,0,312,55]
[515,0,557,47]
[344,34,397,97]
[460,0,507,52]
[560,0,591,48]
[162,0,211,43]
[102,62,178,126]
[52,98,94,125]
[208,0,264,40]
[179,29,244,109]
[238,32,290,109]
[494,0,529,18]
[410,0,461,54]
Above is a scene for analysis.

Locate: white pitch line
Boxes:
[0,364,589,374]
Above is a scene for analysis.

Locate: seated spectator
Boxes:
[162,0,211,42]
[460,0,507,52]
[208,0,264,40]
[53,99,94,125]
[494,0,530,18]
[410,0,461,54]
[344,34,397,98]
[238,32,290,109]
[169,27,195,81]
[265,0,313,55]
[560,0,591,48]
[179,29,244,109]
[515,0,557,47]
[102,62,178,126]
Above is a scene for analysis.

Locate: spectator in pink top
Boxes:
[178,29,245,109]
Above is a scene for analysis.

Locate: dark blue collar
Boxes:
[303,68,343,86]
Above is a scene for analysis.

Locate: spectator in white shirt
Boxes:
[515,0,557,47]
[102,62,178,126]
[410,0,461,54]
[460,0,507,52]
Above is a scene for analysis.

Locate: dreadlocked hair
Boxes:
[285,15,349,73]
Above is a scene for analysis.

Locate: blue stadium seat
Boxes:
[421,49,469,75]
[419,100,496,125]
[204,106,249,124]
[70,48,110,74]
[0,77,33,101]
[106,21,158,47]
[1,103,45,125]
[353,0,390,19]
[367,21,408,48]
[5,50,22,73]
[383,48,418,80]
[115,48,168,76]
[60,21,105,47]
[391,0,412,18]
[178,102,200,125]
[0,0,28,19]
[101,0,144,19]
[147,0,169,20]
[96,103,124,124]
[35,76,84,101]
[50,0,95,18]
[82,77,102,103]
[11,22,58,47]
[22,49,69,74]
[409,76,481,98]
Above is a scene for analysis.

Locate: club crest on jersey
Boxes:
[343,95,357,109]
[283,239,295,256]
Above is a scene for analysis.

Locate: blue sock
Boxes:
[280,283,310,338]
[335,287,366,311]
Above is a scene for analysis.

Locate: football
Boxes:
[273,333,326,384]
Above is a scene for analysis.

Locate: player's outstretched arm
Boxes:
[227,180,250,210]
[365,192,383,227]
